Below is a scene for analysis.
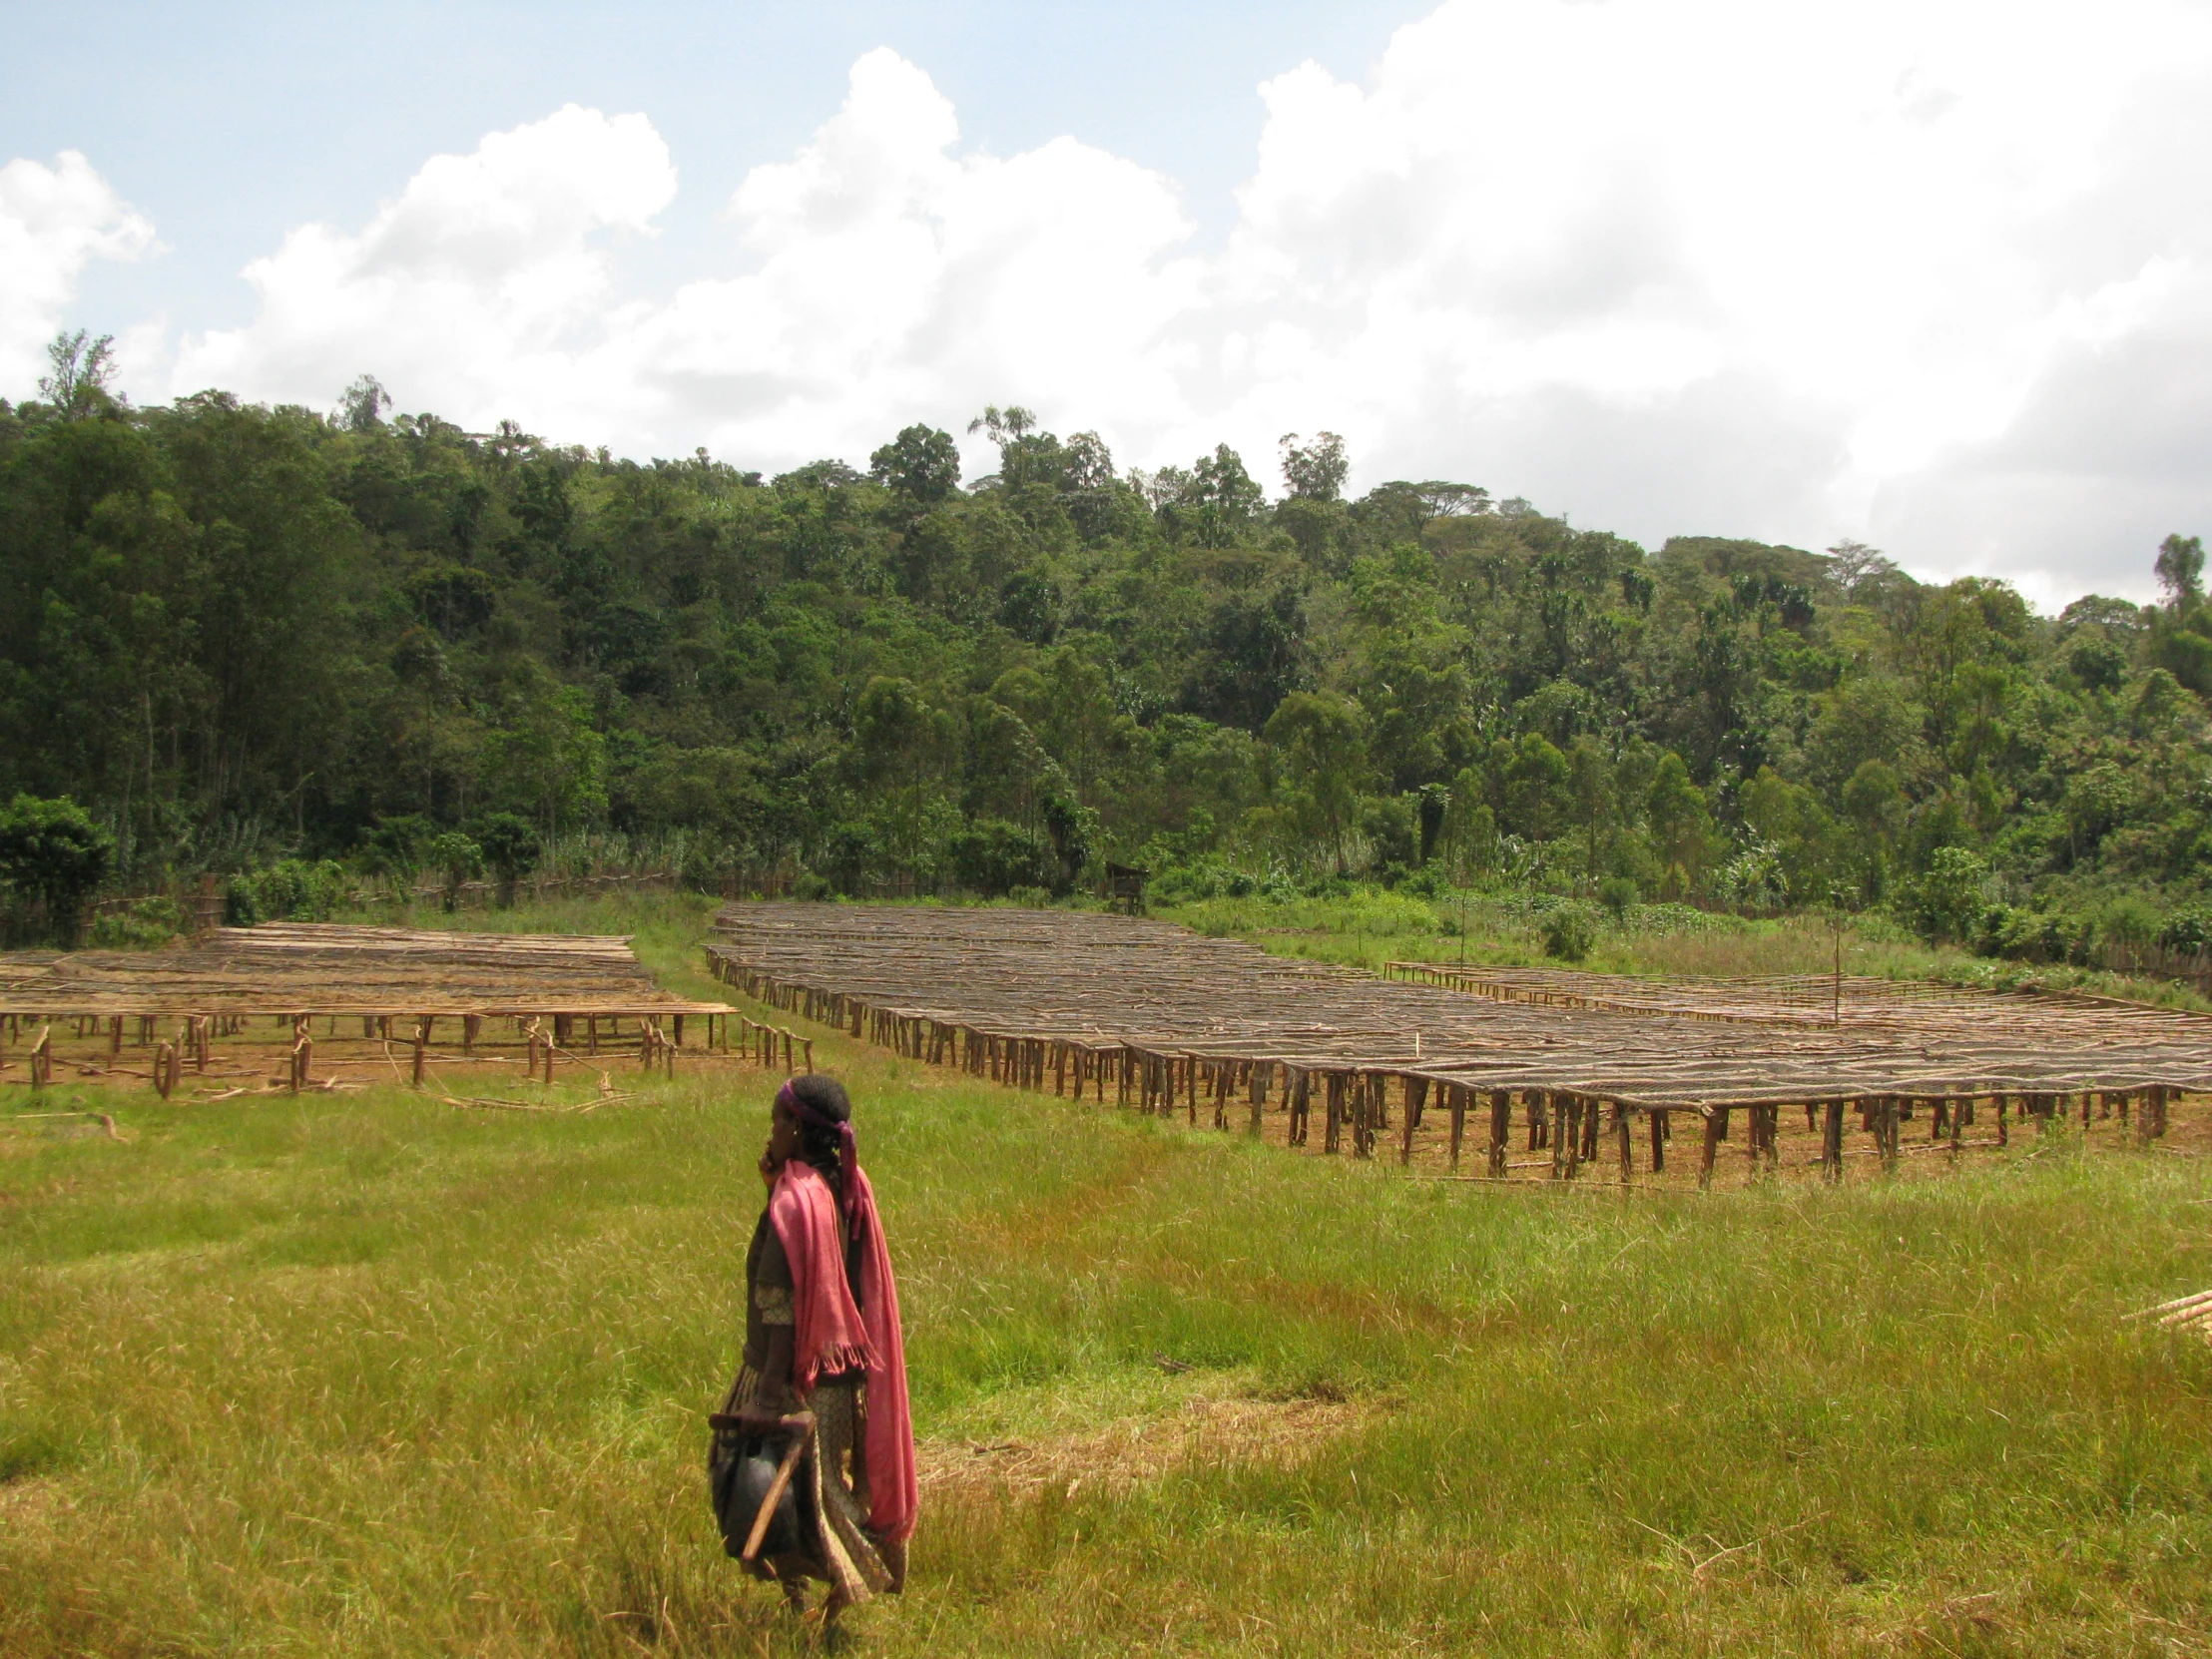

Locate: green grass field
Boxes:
[6,896,2212,1655]
[1161,892,2212,1014]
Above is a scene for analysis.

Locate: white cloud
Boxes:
[633,49,1205,468]
[1197,0,2212,597]
[170,104,676,434]
[0,152,155,395]
[25,3,2212,601]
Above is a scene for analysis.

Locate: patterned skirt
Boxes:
[713,1365,897,1604]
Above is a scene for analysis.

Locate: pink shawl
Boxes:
[767,1159,917,1542]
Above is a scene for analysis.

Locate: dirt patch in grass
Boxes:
[916,1389,1388,1499]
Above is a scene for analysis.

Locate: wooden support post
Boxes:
[1995,1094,2009,1146]
[110,1015,122,1058]
[1248,1063,1267,1135]
[1699,1107,1721,1191]
[1822,1101,1846,1180]
[1528,1089,1546,1150]
[1324,1072,1344,1154]
[1399,1076,1422,1164]
[1550,1095,1570,1181]
[1879,1095,1899,1173]
[1487,1089,1508,1178]
[155,1040,175,1099]
[1649,1108,1666,1174]
[1614,1103,1633,1186]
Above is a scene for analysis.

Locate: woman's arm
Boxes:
[741,1217,803,1422]
[750,1326,799,1417]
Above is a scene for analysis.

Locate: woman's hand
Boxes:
[743,1326,799,1426]
[758,1147,779,1191]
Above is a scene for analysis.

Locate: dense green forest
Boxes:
[4,332,2211,961]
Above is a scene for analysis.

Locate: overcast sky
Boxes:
[5,0,2209,609]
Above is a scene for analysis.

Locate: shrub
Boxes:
[1598,875,1639,922]
[424,831,482,912]
[472,813,542,905]
[360,814,433,877]
[2099,893,2162,956]
[947,822,1052,897]
[224,859,354,925]
[1541,904,1597,962]
[1971,902,2098,965]
[89,895,186,950]
[1909,845,1989,942]
[0,794,112,943]
[794,871,835,902]
[1399,864,1449,900]
[2158,906,2212,954]
[1150,863,1230,903]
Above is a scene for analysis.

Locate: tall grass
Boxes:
[6,897,2212,1654]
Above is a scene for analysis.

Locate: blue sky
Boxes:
[6,0,2212,605]
[1,1,1405,333]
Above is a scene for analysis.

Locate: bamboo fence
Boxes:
[709,903,2212,1189]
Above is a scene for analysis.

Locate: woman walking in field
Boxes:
[711,1074,915,1619]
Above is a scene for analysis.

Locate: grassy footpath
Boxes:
[5,896,2212,1654]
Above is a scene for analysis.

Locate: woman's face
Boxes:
[766,1097,803,1168]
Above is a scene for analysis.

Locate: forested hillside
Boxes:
[3,334,2209,959]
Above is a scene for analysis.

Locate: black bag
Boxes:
[709,1419,817,1560]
